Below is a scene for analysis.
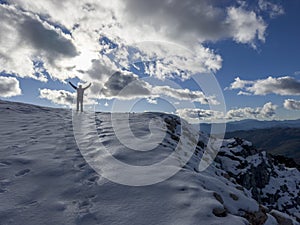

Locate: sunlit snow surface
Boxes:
[0,100,299,225]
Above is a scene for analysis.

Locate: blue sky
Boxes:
[0,0,300,122]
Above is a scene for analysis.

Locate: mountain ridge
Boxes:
[225,127,300,164]
[0,100,299,224]
[198,119,300,134]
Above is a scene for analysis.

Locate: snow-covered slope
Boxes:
[0,100,299,225]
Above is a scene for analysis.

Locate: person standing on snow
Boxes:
[69,81,91,112]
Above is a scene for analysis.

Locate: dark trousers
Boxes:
[77,99,83,112]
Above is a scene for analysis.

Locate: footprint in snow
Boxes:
[0,188,7,194]
[0,161,11,167]
[77,163,87,169]
[15,169,30,177]
[88,175,99,183]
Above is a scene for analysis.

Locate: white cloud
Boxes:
[1,0,278,85]
[0,0,284,107]
[39,88,97,106]
[99,71,152,100]
[229,76,300,96]
[177,102,278,122]
[228,77,254,90]
[39,89,75,106]
[122,0,269,47]
[226,102,277,120]
[0,76,22,97]
[1,1,224,83]
[136,43,222,80]
[284,99,300,110]
[176,108,225,123]
[258,0,284,18]
[146,98,158,105]
[237,91,252,96]
[152,86,218,105]
[122,0,228,43]
[0,4,78,81]
[261,102,278,117]
[96,71,218,105]
[226,6,267,47]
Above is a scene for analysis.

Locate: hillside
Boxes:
[0,100,299,225]
[225,128,300,164]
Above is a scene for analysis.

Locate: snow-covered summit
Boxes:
[0,100,299,225]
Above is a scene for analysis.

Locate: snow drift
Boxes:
[0,100,299,225]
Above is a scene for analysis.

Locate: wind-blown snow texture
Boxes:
[0,100,299,225]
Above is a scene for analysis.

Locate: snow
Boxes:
[270,210,300,225]
[264,214,278,225]
[217,136,300,222]
[0,100,299,224]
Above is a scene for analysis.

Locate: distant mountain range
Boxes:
[225,127,300,164]
[196,119,300,165]
[198,119,300,134]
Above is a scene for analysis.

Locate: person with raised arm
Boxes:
[69,81,91,112]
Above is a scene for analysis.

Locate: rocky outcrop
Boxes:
[270,210,294,225]
[216,137,300,222]
[212,207,227,217]
[243,205,268,225]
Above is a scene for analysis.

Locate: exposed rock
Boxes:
[222,173,231,180]
[243,207,268,225]
[212,207,227,217]
[213,192,224,204]
[235,186,244,191]
[164,117,179,134]
[229,193,239,201]
[270,210,293,225]
[216,137,300,220]
[272,155,300,170]
[197,140,206,149]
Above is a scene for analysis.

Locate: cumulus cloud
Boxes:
[100,71,152,99]
[228,76,300,96]
[0,76,22,97]
[284,99,300,110]
[261,102,278,117]
[0,4,78,81]
[228,77,254,90]
[226,7,266,46]
[177,102,277,122]
[39,89,75,106]
[0,0,284,106]
[1,0,280,85]
[123,0,267,47]
[152,85,218,105]
[86,58,118,81]
[176,108,225,122]
[39,88,98,107]
[123,0,227,42]
[226,102,277,120]
[135,43,222,80]
[1,1,224,83]
[20,18,78,62]
[97,71,218,104]
[6,0,271,45]
[146,98,158,105]
[237,91,252,96]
